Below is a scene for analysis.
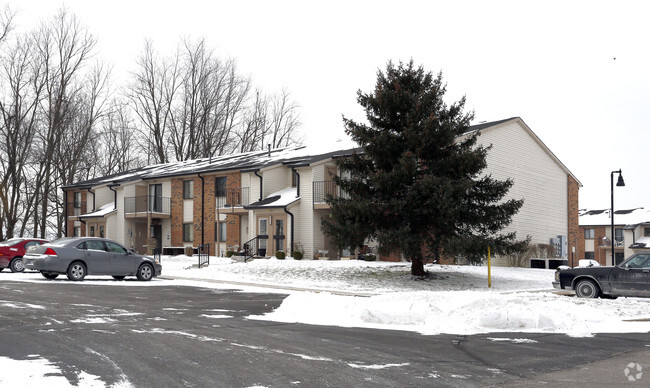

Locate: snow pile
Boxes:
[160,256,650,337]
[250,290,650,337]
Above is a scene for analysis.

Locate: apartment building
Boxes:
[63,117,580,265]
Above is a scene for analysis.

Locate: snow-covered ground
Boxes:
[158,256,650,337]
[7,255,650,338]
[3,255,650,387]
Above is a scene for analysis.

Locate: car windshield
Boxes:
[0,238,24,246]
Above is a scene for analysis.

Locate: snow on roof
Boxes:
[579,207,650,226]
[79,203,116,219]
[65,145,362,189]
[245,188,299,209]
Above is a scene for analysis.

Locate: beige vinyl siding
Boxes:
[478,121,567,246]
[262,166,287,197]
[295,167,314,259]
[93,187,114,211]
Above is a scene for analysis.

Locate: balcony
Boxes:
[124,196,171,219]
[313,180,348,209]
[216,187,249,214]
[599,237,625,249]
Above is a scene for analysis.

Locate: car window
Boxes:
[24,241,40,249]
[76,242,87,250]
[105,241,127,254]
[625,254,650,269]
[86,240,106,251]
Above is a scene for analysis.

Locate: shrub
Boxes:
[225,251,236,258]
[364,254,377,261]
[293,251,304,260]
[275,251,286,260]
[184,246,194,257]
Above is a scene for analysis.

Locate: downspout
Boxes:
[63,188,68,237]
[86,187,96,211]
[198,173,205,253]
[254,170,263,201]
[292,168,300,198]
[108,183,119,210]
[284,206,294,257]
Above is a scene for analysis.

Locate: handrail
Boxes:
[124,195,171,215]
[197,243,210,268]
[241,235,268,262]
[216,187,250,208]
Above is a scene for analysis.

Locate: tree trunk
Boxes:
[410,255,427,277]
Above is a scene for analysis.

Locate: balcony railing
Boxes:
[216,187,250,208]
[600,238,625,248]
[124,195,171,216]
[313,180,348,206]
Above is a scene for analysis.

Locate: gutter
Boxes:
[253,170,263,201]
[284,206,294,257]
[292,167,300,198]
[86,187,96,211]
[108,183,120,210]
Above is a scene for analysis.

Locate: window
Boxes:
[183,224,193,242]
[614,228,624,245]
[584,228,595,239]
[645,227,650,237]
[584,252,595,260]
[99,225,105,238]
[73,192,82,216]
[216,221,227,242]
[90,226,95,237]
[73,226,81,237]
[292,171,299,187]
[216,177,227,197]
[149,184,163,212]
[73,192,82,208]
[183,180,194,199]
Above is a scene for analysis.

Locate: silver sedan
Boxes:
[24,237,162,281]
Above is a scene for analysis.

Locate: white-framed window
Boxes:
[183,180,193,199]
[183,224,193,242]
[216,221,227,242]
[73,192,82,216]
[584,228,595,239]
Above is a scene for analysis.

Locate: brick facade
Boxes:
[170,178,184,246]
[66,190,87,237]
[578,225,609,266]
[192,176,216,255]
[226,214,241,249]
[567,174,580,265]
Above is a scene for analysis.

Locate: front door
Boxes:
[257,217,268,256]
[256,215,287,256]
[151,225,162,254]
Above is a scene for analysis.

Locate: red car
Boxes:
[0,238,49,273]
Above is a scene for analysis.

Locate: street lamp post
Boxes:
[610,169,625,266]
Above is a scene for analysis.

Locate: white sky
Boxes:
[6,0,650,210]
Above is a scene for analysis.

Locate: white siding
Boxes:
[94,187,114,210]
[478,122,568,245]
[296,167,314,259]
[263,166,288,197]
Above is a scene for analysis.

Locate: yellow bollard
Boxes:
[487,246,492,288]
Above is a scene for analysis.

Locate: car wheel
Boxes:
[112,275,125,281]
[41,272,59,280]
[66,262,87,281]
[575,279,599,298]
[10,257,25,273]
[136,263,153,281]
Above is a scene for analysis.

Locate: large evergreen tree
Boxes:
[324,60,527,276]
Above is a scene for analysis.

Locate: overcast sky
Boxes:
[6,0,650,211]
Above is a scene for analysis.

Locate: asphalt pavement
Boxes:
[0,275,648,387]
